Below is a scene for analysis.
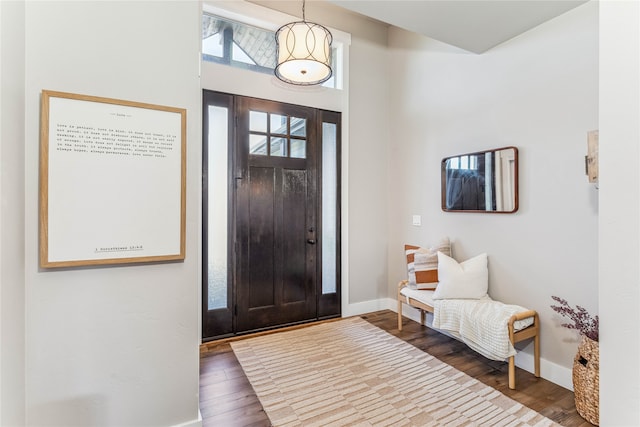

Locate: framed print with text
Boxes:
[39,90,186,268]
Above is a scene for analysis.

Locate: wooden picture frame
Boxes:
[39,90,186,268]
[586,130,598,183]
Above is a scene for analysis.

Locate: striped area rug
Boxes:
[231,317,558,427]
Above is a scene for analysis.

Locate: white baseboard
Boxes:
[173,410,202,427]
[342,298,395,317]
[347,297,573,391]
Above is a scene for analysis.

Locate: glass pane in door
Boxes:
[291,117,306,137]
[249,134,268,155]
[250,111,267,132]
[270,137,287,157]
[270,114,287,134]
[290,139,306,159]
[207,105,228,310]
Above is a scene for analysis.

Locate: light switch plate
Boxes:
[412,215,421,226]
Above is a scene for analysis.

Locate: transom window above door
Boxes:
[249,111,307,159]
[201,13,340,89]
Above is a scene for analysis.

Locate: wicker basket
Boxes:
[573,335,599,425]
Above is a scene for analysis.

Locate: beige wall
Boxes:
[386,2,598,388]
[22,1,202,425]
[2,0,638,425]
[0,0,26,425]
[346,35,391,304]
[599,1,640,424]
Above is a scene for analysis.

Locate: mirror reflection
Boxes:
[441,147,518,213]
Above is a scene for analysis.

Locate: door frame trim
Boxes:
[202,91,342,340]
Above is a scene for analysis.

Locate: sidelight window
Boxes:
[322,122,338,294]
[206,105,229,311]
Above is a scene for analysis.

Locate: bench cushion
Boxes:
[400,287,436,307]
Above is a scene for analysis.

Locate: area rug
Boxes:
[230,317,559,427]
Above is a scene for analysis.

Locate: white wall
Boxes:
[0,0,26,425]
[23,1,201,426]
[387,2,598,388]
[346,36,391,305]
[6,0,634,424]
[599,1,640,425]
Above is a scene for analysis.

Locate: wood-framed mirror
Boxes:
[441,146,518,213]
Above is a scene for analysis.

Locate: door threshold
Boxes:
[201,315,343,349]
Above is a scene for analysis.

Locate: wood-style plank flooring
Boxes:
[199,310,594,427]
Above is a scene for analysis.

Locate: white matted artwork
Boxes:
[39,90,186,268]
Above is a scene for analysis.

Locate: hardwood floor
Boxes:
[199,310,595,427]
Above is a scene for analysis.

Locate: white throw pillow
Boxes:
[432,251,488,300]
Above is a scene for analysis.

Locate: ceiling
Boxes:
[327,0,588,53]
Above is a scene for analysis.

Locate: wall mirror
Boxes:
[441,146,518,213]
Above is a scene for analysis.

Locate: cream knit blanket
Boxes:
[432,298,534,361]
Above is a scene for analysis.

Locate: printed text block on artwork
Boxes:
[39,90,186,267]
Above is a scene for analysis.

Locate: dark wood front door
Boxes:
[202,91,341,340]
[235,97,317,332]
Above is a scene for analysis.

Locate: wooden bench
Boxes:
[397,279,541,389]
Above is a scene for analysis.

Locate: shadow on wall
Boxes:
[28,395,106,426]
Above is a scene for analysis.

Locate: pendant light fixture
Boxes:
[275,0,333,86]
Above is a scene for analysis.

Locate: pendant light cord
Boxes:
[302,0,306,22]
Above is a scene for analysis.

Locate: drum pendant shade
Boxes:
[275,2,332,85]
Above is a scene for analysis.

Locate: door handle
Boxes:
[307,239,316,244]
